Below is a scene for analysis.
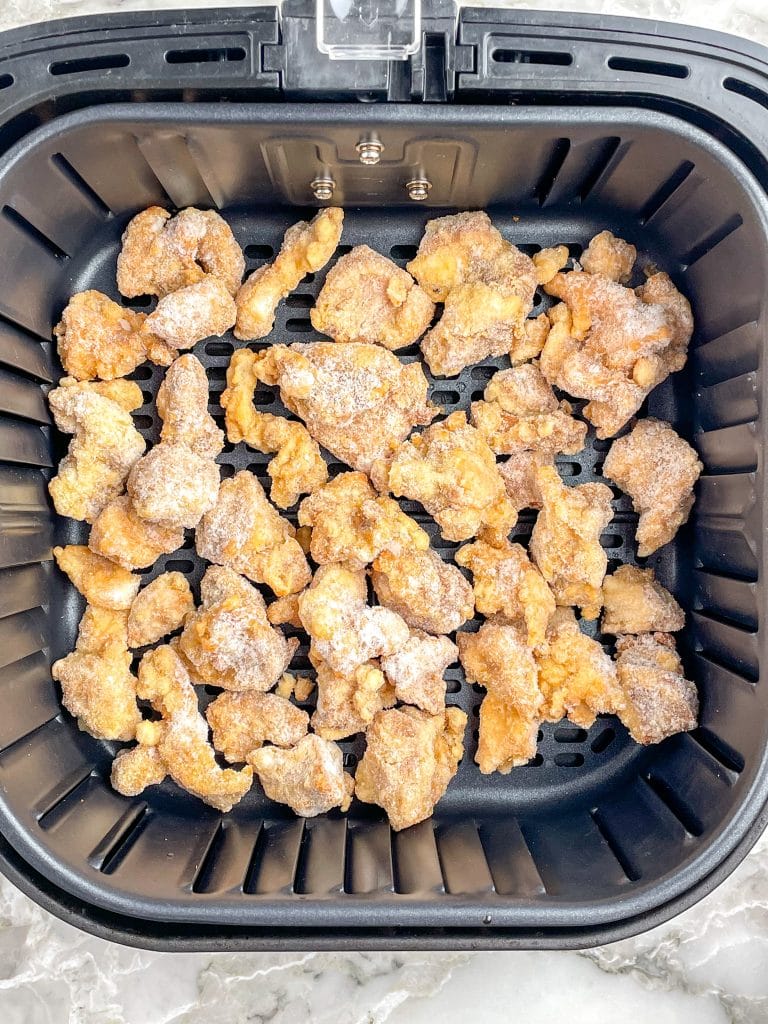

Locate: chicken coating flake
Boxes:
[235,208,344,340]
[117,206,244,298]
[48,377,146,523]
[498,449,552,514]
[370,547,474,635]
[615,632,698,744]
[457,622,542,772]
[311,657,394,741]
[298,563,410,676]
[580,230,637,283]
[111,645,253,812]
[127,572,195,648]
[54,290,156,381]
[54,545,140,610]
[89,496,184,570]
[298,471,428,570]
[456,538,555,647]
[179,566,298,692]
[255,341,436,474]
[75,605,129,653]
[535,608,623,728]
[250,734,354,817]
[381,631,457,715]
[221,348,328,508]
[602,565,685,635]
[355,706,467,831]
[157,354,224,458]
[127,442,220,530]
[311,245,435,350]
[196,471,311,596]
[207,691,309,762]
[52,641,140,741]
[603,418,702,557]
[529,465,614,619]
[143,276,236,350]
[371,411,516,545]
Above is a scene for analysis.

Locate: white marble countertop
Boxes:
[2,2,768,1022]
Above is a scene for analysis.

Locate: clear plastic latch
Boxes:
[317,0,421,60]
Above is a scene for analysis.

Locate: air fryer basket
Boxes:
[1,5,768,950]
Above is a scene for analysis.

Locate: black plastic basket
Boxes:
[1,2,768,951]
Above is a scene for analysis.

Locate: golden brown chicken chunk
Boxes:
[298,471,428,570]
[498,449,552,514]
[52,641,140,741]
[602,565,685,635]
[355,706,466,831]
[156,354,224,458]
[456,538,555,647]
[370,548,474,635]
[54,290,156,381]
[207,691,309,763]
[615,632,698,744]
[299,563,409,675]
[221,348,327,508]
[54,545,140,610]
[75,605,129,653]
[407,210,502,302]
[311,245,435,350]
[266,593,303,629]
[532,245,570,286]
[143,276,236,351]
[381,631,457,715]
[196,470,311,597]
[117,206,244,298]
[371,411,516,545]
[179,566,298,692]
[127,442,220,530]
[48,377,145,523]
[511,312,551,365]
[111,645,253,811]
[250,734,354,817]
[235,208,344,340]
[529,465,614,619]
[580,230,636,283]
[127,572,194,648]
[89,496,184,570]
[310,657,394,741]
[255,342,435,474]
[457,621,543,772]
[535,608,623,728]
[603,418,702,557]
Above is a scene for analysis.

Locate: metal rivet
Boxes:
[356,138,384,165]
[406,177,431,201]
[311,176,335,201]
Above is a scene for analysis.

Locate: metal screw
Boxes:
[311,176,335,201]
[356,138,384,166]
[406,177,432,201]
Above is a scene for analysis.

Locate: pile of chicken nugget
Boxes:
[49,204,703,831]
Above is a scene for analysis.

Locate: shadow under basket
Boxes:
[1,8,768,951]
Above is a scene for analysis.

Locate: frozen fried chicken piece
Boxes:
[381,631,457,715]
[602,565,684,635]
[53,642,140,742]
[250,734,353,817]
[54,290,156,381]
[311,245,435,350]
[235,208,344,340]
[511,312,551,365]
[267,593,303,629]
[299,564,409,676]
[603,418,702,557]
[207,691,309,763]
[117,206,244,298]
[532,245,570,286]
[111,645,253,811]
[54,545,140,610]
[127,572,194,648]
[471,363,587,457]
[311,657,394,741]
[196,471,311,596]
[498,449,552,514]
[371,548,474,635]
[371,411,516,544]
[255,341,435,474]
[157,354,224,458]
[535,608,623,728]
[615,632,698,744]
[221,348,327,507]
[48,377,145,523]
[75,605,129,653]
[89,495,184,570]
[456,538,555,647]
[298,471,428,570]
[143,276,236,351]
[580,230,636,283]
[529,465,614,619]
[179,566,298,692]
[355,706,467,831]
[127,442,220,530]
